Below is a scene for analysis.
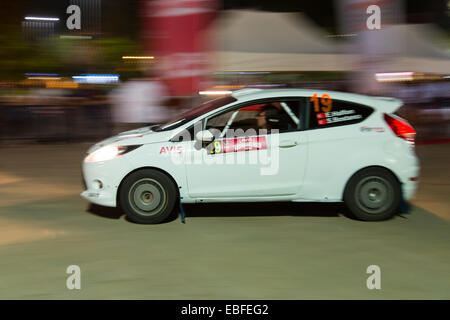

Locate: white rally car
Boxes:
[81,88,419,223]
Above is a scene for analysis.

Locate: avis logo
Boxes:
[159,146,183,155]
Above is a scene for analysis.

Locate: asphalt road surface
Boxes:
[0,142,449,299]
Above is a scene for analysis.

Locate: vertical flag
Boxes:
[144,0,216,96]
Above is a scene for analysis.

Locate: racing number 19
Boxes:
[210,141,222,154]
[311,93,332,112]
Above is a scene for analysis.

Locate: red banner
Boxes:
[144,0,216,96]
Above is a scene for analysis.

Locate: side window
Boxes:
[205,99,302,137]
[308,98,373,129]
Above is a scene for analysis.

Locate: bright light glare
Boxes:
[27,77,61,80]
[25,73,59,76]
[25,17,60,21]
[122,56,154,60]
[60,35,93,40]
[199,90,232,95]
[375,72,414,82]
[85,145,120,163]
[72,74,119,84]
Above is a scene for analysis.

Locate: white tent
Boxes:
[210,10,450,74]
[353,23,450,74]
[210,10,353,72]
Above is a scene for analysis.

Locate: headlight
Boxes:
[85,145,141,163]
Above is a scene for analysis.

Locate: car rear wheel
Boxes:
[119,169,178,224]
[344,167,401,221]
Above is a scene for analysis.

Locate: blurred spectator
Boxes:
[110,73,170,134]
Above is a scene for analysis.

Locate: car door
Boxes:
[182,98,309,199]
[302,94,376,201]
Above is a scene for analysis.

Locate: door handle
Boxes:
[279,140,298,148]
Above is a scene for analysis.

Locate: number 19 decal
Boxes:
[210,141,222,154]
[310,93,333,113]
[212,141,221,154]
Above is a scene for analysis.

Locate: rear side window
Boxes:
[308,99,373,129]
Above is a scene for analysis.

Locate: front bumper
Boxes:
[80,189,117,207]
[81,155,134,208]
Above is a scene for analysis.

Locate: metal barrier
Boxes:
[0,103,113,142]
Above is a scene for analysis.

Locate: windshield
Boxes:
[153,95,237,131]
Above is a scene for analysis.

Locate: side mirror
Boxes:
[195,130,214,143]
[194,130,215,150]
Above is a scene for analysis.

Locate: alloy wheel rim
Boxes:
[355,176,393,214]
[129,178,167,216]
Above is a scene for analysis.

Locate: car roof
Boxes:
[231,88,370,100]
[230,88,402,112]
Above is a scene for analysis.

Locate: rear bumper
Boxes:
[402,179,418,200]
[400,161,419,200]
[397,149,420,201]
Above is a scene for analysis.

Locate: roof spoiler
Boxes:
[373,97,403,114]
[231,88,263,97]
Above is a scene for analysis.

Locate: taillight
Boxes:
[384,113,416,144]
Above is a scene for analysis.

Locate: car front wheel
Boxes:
[344,167,401,221]
[119,169,178,224]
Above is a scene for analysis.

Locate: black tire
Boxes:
[119,169,178,224]
[343,167,401,221]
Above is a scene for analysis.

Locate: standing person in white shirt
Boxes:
[110,72,170,134]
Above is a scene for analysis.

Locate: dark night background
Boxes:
[0,1,448,39]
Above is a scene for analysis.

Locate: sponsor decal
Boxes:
[316,113,326,119]
[316,109,362,125]
[159,145,183,155]
[209,136,267,155]
[311,93,364,126]
[360,126,385,132]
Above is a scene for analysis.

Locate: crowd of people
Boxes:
[0,77,449,143]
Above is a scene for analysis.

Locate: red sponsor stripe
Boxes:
[316,113,326,119]
[221,136,267,153]
[318,119,327,125]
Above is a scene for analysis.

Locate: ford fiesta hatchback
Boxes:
[81,88,419,223]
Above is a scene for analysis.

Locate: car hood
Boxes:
[87,125,172,154]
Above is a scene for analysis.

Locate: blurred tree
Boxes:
[0,29,144,80]
[0,28,57,80]
[92,37,143,75]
